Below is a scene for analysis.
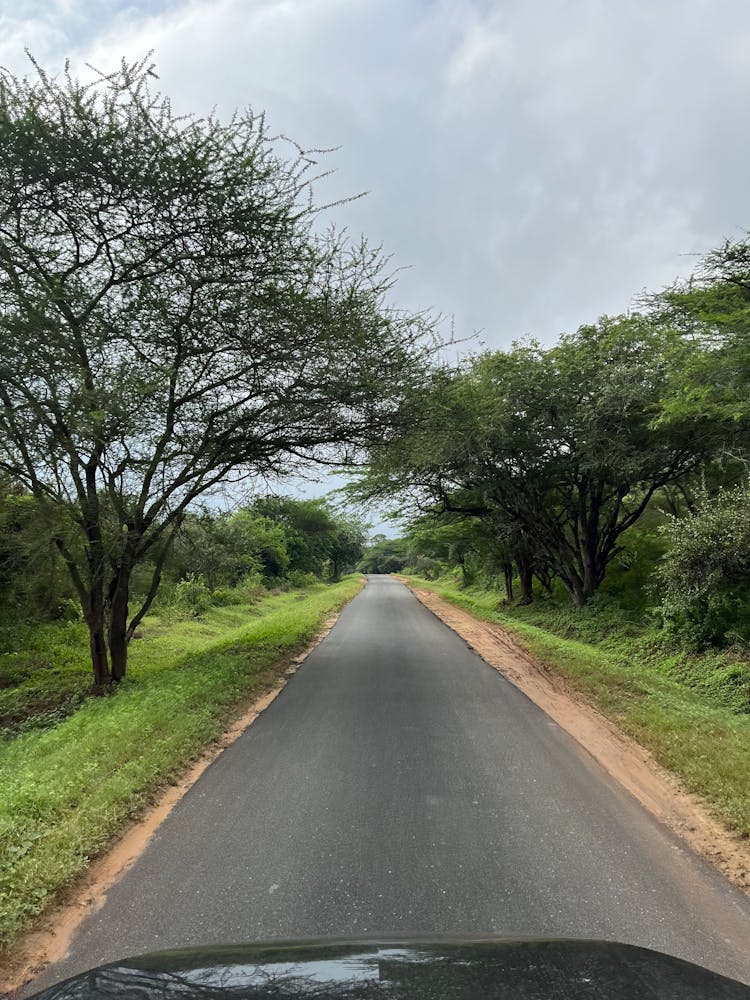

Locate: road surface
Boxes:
[24,576,750,991]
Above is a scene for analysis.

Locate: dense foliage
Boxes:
[657,488,750,648]
[0,57,433,685]
[0,490,365,735]
[0,492,365,619]
[357,534,410,574]
[353,233,750,654]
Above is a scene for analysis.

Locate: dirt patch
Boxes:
[0,614,342,997]
[408,584,750,896]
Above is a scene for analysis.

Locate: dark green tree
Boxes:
[327,516,367,582]
[0,57,434,686]
[358,315,714,606]
[656,485,750,646]
[357,536,410,575]
[250,496,365,580]
[652,234,750,462]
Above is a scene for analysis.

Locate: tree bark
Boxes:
[568,578,586,608]
[581,544,599,603]
[534,566,554,594]
[108,565,131,683]
[85,589,111,689]
[515,547,534,605]
[503,562,514,602]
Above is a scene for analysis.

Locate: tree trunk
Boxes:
[108,566,130,683]
[85,589,111,689]
[503,562,514,602]
[567,577,586,607]
[581,547,598,604]
[557,566,587,607]
[578,543,609,605]
[535,567,554,593]
[82,478,112,688]
[515,548,534,605]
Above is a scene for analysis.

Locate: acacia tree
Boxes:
[248,496,365,581]
[652,235,750,457]
[359,316,713,606]
[0,57,434,686]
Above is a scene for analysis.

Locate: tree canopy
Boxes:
[0,57,434,685]
[355,314,725,605]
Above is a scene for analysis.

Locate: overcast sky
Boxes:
[2,1,749,530]
[4,0,750,350]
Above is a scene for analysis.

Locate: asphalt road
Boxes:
[25,576,750,992]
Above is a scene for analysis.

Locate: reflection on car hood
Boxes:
[29,938,750,1000]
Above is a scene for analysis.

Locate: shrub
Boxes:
[657,486,750,648]
[172,574,212,618]
[237,574,267,604]
[209,588,244,607]
[287,570,318,589]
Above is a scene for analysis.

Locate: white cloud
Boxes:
[446,22,514,89]
[3,0,750,346]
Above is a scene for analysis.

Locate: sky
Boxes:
[2,0,749,529]
[3,0,750,349]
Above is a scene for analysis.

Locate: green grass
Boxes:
[405,576,750,840]
[0,584,312,735]
[0,577,363,948]
[0,619,96,735]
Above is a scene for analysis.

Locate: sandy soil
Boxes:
[408,584,750,897]
[1,612,343,997]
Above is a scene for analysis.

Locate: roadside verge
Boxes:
[403,579,750,896]
[0,577,364,993]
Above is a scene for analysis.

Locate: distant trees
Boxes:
[0,58,433,686]
[166,508,291,590]
[405,515,540,602]
[0,491,367,621]
[357,535,410,575]
[251,497,366,582]
[358,315,716,606]
[351,228,750,635]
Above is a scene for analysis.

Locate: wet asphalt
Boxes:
[23,576,750,991]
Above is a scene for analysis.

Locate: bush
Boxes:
[286,570,318,589]
[227,574,267,606]
[657,486,750,648]
[172,574,212,618]
[658,588,750,650]
[209,587,244,607]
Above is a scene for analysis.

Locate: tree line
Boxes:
[354,239,750,649]
[0,488,366,620]
[1,52,748,693]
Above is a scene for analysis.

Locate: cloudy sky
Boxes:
[3,0,750,351]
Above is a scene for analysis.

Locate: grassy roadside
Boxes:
[0,576,363,948]
[404,575,750,840]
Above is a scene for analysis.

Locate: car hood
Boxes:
[28,937,750,999]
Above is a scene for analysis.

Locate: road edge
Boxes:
[1,593,359,997]
[404,581,750,898]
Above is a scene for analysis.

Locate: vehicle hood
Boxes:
[28,937,750,999]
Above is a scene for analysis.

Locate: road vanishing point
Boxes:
[24,576,750,991]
